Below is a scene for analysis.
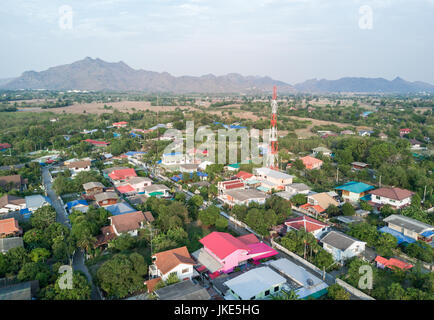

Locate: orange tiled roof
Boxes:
[0,218,20,236]
[152,246,195,275]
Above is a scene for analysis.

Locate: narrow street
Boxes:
[41,166,102,300]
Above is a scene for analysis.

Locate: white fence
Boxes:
[270,239,376,300]
[335,279,375,300]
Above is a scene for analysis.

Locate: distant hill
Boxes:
[294,77,434,94]
[0,57,295,94]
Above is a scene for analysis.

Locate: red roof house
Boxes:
[108,168,137,181]
[235,171,254,181]
[83,139,110,146]
[113,121,128,127]
[285,215,329,239]
[375,256,413,270]
[0,143,12,150]
[300,156,323,170]
[0,218,22,237]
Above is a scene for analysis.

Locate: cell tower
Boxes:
[266,86,279,169]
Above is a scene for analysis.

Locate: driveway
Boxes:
[42,166,101,300]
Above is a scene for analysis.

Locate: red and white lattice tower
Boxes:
[266,86,279,169]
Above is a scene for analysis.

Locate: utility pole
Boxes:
[422,185,427,204]
[379,175,382,188]
[336,167,339,183]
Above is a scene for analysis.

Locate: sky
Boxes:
[0,0,433,84]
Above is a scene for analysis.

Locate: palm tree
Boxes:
[271,290,299,300]
[76,235,97,257]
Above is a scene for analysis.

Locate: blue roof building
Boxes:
[335,181,375,202]
[66,199,88,211]
[105,202,136,216]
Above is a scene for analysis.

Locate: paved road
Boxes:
[42,166,102,300]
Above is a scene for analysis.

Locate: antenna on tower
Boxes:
[266,86,279,169]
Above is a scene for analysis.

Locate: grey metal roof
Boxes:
[383,214,433,234]
[225,189,267,202]
[224,267,286,300]
[83,181,104,190]
[155,280,210,300]
[192,248,223,273]
[94,192,118,202]
[287,183,311,192]
[0,237,23,253]
[25,194,50,209]
[321,231,364,251]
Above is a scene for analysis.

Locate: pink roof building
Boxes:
[197,232,278,273]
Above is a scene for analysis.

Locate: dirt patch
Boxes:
[19,101,197,114]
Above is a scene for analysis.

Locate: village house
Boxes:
[253,167,294,191]
[300,192,339,217]
[83,182,105,196]
[108,168,137,182]
[0,218,22,238]
[285,183,311,195]
[24,194,51,213]
[220,189,268,207]
[285,215,330,239]
[0,143,12,151]
[104,202,136,216]
[409,139,423,150]
[108,211,146,236]
[340,130,354,135]
[368,187,414,210]
[299,156,323,170]
[267,258,329,299]
[0,175,27,192]
[65,199,89,214]
[83,139,110,147]
[399,128,411,137]
[358,130,373,137]
[374,256,413,271]
[143,184,170,198]
[0,195,26,214]
[217,179,245,195]
[312,147,332,157]
[113,121,128,128]
[161,152,192,166]
[66,160,91,177]
[94,192,118,207]
[321,231,366,263]
[335,181,375,203]
[149,246,196,282]
[223,267,286,300]
[378,132,388,140]
[179,164,200,173]
[192,232,278,274]
[234,171,254,181]
[381,214,433,244]
[351,162,369,171]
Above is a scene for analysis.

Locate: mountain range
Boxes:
[1,57,433,94]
